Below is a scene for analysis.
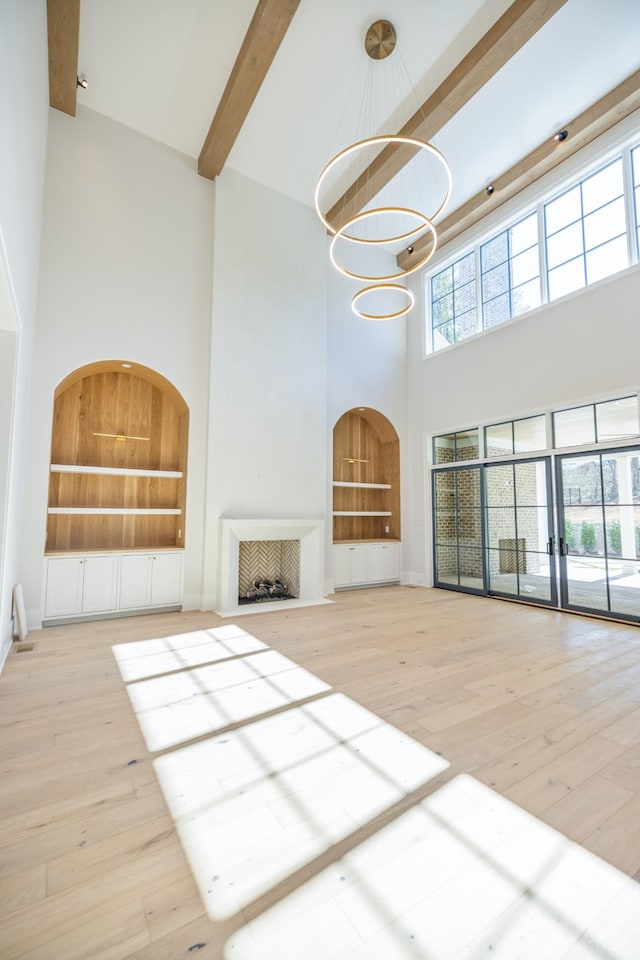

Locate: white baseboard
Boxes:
[401,572,428,587]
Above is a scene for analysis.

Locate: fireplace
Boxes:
[238,539,300,604]
[216,519,328,616]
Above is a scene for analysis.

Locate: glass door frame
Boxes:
[555,445,640,624]
[432,462,487,596]
[483,455,558,609]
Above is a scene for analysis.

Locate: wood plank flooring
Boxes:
[1,586,639,958]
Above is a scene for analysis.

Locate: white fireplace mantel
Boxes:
[216,518,328,617]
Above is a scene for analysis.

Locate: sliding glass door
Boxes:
[433,458,555,606]
[433,450,640,621]
[557,448,640,621]
[433,466,485,593]
[485,458,556,606]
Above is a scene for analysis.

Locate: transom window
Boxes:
[553,397,640,448]
[481,213,540,328]
[545,158,626,301]
[633,144,640,257]
[427,138,639,354]
[433,395,639,465]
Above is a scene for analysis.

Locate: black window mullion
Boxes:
[597,454,612,613]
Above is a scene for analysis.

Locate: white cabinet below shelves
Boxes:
[44,551,183,622]
[119,552,183,609]
[333,542,401,589]
[334,544,369,588]
[44,555,118,618]
[368,543,401,583]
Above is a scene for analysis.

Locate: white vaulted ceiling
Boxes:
[67,0,640,223]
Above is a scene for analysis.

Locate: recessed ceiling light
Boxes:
[121,363,132,368]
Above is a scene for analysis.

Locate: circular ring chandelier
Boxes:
[329,207,438,282]
[352,283,415,321]
[314,19,452,320]
[314,135,452,244]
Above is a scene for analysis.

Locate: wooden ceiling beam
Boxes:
[396,69,640,271]
[46,0,80,117]
[198,0,301,181]
[326,0,568,230]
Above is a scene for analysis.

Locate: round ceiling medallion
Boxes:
[364,20,397,60]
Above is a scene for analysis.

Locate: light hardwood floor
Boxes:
[1,586,639,959]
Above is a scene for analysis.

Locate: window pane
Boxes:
[585,235,628,285]
[633,146,640,187]
[454,281,476,314]
[456,310,479,342]
[456,431,479,460]
[548,256,585,301]
[435,545,458,584]
[457,468,481,506]
[482,262,509,301]
[485,422,513,456]
[596,397,640,443]
[581,159,623,215]
[433,437,456,466]
[514,416,546,452]
[432,267,453,300]
[453,253,475,286]
[509,213,538,255]
[546,221,584,269]
[485,464,515,507]
[510,245,539,286]
[434,509,457,544]
[512,278,541,316]
[561,456,603,504]
[433,322,455,351]
[554,406,596,447]
[433,293,453,325]
[583,196,626,250]
[545,185,581,235]
[481,232,508,272]
[483,294,511,329]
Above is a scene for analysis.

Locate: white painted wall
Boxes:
[0,0,48,667]
[203,168,327,607]
[326,248,410,582]
[407,264,640,586]
[21,107,215,624]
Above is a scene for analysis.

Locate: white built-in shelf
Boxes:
[47,507,182,516]
[332,481,391,489]
[51,464,183,479]
[332,511,393,517]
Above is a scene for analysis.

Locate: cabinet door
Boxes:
[119,554,153,609]
[150,552,183,606]
[82,555,119,613]
[350,545,369,584]
[333,546,351,587]
[383,543,401,581]
[44,557,84,617]
[368,544,387,583]
[368,543,401,583]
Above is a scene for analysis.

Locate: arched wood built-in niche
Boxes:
[332,407,400,542]
[46,360,188,554]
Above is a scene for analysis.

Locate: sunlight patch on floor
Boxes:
[153,691,448,919]
[225,775,640,959]
[112,625,640,959]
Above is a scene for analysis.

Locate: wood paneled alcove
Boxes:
[332,407,400,542]
[46,361,188,553]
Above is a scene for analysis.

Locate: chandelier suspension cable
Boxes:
[314,18,452,319]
